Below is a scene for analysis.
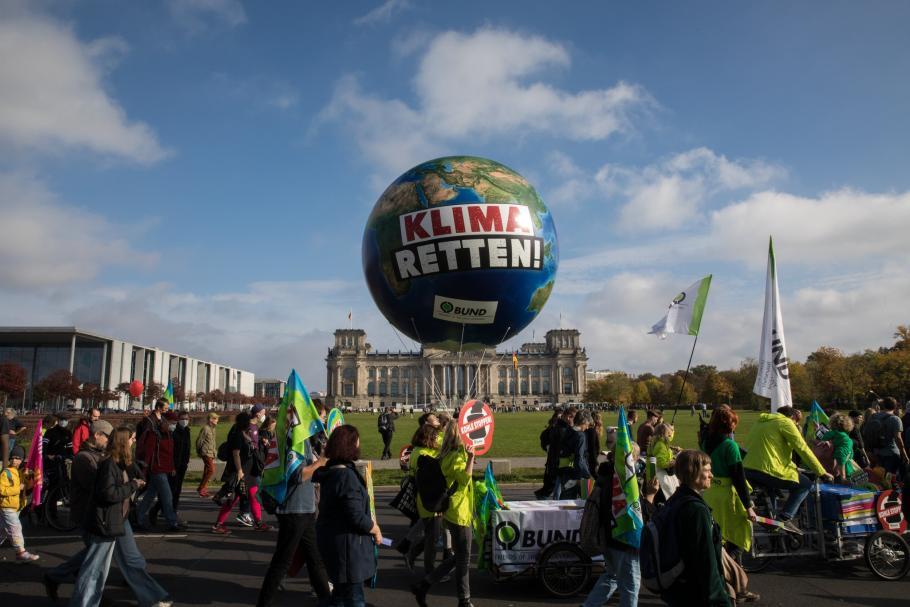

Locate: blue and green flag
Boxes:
[473,462,507,570]
[803,400,830,444]
[611,407,643,548]
[262,369,326,502]
[163,379,174,409]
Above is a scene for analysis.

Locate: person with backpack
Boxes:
[653,449,730,607]
[378,407,397,460]
[580,442,658,607]
[196,412,219,497]
[212,412,271,534]
[863,397,908,476]
[555,409,594,499]
[411,420,476,607]
[404,421,443,573]
[313,425,383,607]
[256,415,330,607]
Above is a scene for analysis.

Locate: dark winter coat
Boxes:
[173,425,191,470]
[88,457,141,538]
[313,460,376,584]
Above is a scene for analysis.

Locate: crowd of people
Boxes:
[0,395,908,607]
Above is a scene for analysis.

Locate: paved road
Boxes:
[1,486,906,606]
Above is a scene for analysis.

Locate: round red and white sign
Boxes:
[875,490,906,534]
[457,399,495,456]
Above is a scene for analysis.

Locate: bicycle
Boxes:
[41,457,78,532]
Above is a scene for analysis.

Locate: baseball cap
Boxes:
[91,420,114,437]
[251,404,266,415]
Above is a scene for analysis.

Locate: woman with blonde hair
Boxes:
[821,413,859,482]
[412,420,475,607]
[647,422,679,500]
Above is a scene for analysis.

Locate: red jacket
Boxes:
[72,419,91,455]
[139,420,175,475]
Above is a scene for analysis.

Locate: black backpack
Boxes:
[216,441,230,462]
[640,493,700,594]
[415,454,457,513]
[862,413,889,450]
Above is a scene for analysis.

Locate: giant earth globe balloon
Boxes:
[362,156,558,350]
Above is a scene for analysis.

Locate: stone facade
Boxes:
[325,328,587,410]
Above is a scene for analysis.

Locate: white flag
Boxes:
[753,237,791,411]
[649,275,712,339]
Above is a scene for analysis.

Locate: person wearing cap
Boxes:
[43,419,113,598]
[196,412,219,497]
[136,407,185,532]
[1,445,39,561]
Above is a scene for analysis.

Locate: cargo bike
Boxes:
[482,499,601,598]
[741,477,910,580]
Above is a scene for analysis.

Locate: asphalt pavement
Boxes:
[1,485,906,606]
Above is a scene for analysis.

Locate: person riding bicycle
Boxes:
[742,406,833,533]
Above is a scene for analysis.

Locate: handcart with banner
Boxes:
[481,499,600,598]
[742,479,910,580]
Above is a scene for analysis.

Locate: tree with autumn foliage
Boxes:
[0,362,27,408]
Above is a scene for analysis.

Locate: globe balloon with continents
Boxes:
[362,156,558,350]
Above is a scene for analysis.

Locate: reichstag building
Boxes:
[325,328,587,410]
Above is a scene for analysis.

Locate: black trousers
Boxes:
[257,513,330,607]
[380,431,394,458]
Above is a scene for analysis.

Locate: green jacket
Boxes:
[743,413,826,482]
[440,447,473,527]
[648,438,674,475]
[408,445,439,519]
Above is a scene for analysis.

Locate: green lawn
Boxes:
[189,409,764,462]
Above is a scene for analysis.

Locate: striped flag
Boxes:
[262,369,325,502]
[611,407,643,548]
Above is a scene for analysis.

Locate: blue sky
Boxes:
[2,0,909,391]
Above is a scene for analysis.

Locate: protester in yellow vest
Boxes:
[743,406,833,533]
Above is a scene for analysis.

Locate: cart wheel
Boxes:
[536,541,592,598]
[865,530,910,581]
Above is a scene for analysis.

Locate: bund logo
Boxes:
[440,301,454,313]
[494,521,519,550]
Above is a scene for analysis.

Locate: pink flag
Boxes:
[26,420,43,506]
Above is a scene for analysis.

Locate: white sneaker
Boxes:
[235,513,254,527]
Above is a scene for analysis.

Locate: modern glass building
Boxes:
[0,327,254,409]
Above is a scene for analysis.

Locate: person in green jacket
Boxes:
[647,423,680,501]
[743,406,833,532]
[661,449,730,607]
[412,420,475,607]
[821,413,858,482]
[405,423,443,573]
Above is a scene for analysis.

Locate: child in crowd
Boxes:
[0,446,40,562]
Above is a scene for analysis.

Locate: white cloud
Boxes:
[707,188,910,268]
[0,172,158,289]
[354,0,411,26]
[321,28,652,174]
[601,147,785,232]
[167,0,247,32]
[0,11,169,164]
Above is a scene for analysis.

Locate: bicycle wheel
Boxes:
[44,484,78,532]
[739,528,782,573]
[865,530,910,581]
[536,541,592,598]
